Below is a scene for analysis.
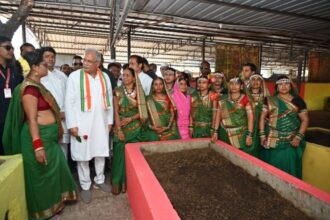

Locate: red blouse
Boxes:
[240,95,250,106]
[23,86,51,111]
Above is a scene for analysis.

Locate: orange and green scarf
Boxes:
[80,68,111,111]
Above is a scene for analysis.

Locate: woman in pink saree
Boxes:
[173,76,191,139]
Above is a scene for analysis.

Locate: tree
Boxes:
[0,0,33,39]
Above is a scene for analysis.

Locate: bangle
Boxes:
[259,130,265,135]
[210,128,218,133]
[189,125,194,128]
[295,135,302,140]
[33,139,44,151]
[246,131,253,137]
[35,147,44,152]
[296,132,304,139]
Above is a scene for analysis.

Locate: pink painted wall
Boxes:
[126,141,180,220]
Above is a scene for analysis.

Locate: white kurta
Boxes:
[65,69,113,161]
[41,69,70,143]
[138,71,153,95]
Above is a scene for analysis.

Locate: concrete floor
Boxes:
[59,170,132,220]
[60,187,132,220]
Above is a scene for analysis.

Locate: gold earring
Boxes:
[34,72,39,77]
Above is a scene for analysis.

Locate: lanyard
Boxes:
[0,67,11,89]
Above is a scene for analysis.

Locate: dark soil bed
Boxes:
[306,129,330,148]
[144,148,311,220]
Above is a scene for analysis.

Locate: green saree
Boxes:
[261,95,306,178]
[218,95,251,152]
[2,79,77,220]
[246,74,269,158]
[146,95,180,141]
[190,91,214,138]
[111,86,150,193]
[246,81,269,157]
[250,98,263,157]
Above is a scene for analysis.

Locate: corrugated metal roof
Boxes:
[1,0,329,71]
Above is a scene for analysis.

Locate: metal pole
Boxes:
[259,44,262,73]
[202,37,205,61]
[111,0,134,48]
[110,0,116,60]
[302,50,308,82]
[22,22,27,43]
[111,46,116,60]
[127,27,131,62]
[297,59,302,93]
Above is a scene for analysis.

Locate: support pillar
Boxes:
[127,27,131,62]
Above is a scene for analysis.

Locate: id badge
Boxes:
[4,88,12,98]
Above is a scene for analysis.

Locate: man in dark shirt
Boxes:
[0,36,24,155]
[200,60,211,77]
[142,57,157,80]
[72,55,83,71]
[150,63,157,74]
[107,62,122,86]
[16,42,35,77]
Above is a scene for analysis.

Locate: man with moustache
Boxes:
[65,48,113,203]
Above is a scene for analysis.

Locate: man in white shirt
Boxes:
[65,48,113,203]
[40,47,69,158]
[129,55,153,95]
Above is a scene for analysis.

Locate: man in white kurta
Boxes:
[40,47,69,158]
[129,55,153,95]
[65,49,113,203]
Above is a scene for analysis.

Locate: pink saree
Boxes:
[172,83,191,139]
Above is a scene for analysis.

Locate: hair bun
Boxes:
[25,49,43,68]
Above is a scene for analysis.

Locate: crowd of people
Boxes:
[0,35,308,219]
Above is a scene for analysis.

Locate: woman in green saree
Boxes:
[111,67,149,194]
[217,77,254,152]
[190,76,218,140]
[245,74,270,157]
[146,77,180,141]
[259,75,309,179]
[2,50,76,220]
[163,67,176,95]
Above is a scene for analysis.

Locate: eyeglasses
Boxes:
[0,45,14,51]
[73,62,83,66]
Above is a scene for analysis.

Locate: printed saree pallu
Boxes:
[146,95,180,141]
[262,96,306,178]
[218,95,250,152]
[190,92,214,138]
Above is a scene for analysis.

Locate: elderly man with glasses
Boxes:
[0,36,24,155]
[65,48,114,203]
